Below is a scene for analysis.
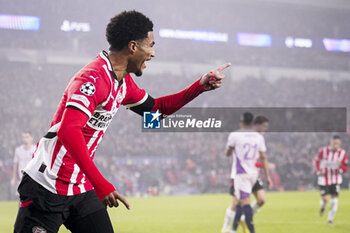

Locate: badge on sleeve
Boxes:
[80,82,96,96]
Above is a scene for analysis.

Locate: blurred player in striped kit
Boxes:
[221,113,271,233]
[314,135,348,225]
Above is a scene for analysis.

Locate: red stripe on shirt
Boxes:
[73,183,81,195]
[55,179,70,195]
[55,154,75,195]
[84,179,93,192]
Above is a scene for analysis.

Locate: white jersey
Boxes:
[226,129,266,178]
[14,144,35,185]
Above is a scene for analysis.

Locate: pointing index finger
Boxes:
[215,62,231,73]
[116,193,131,210]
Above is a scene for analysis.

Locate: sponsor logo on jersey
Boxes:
[32,226,47,233]
[72,94,90,108]
[87,111,113,130]
[80,82,96,96]
[143,110,161,129]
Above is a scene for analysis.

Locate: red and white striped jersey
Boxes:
[314,146,348,186]
[24,51,148,196]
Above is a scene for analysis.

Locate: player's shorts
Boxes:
[14,173,114,233]
[229,177,264,196]
[319,184,340,196]
[252,178,264,193]
[234,174,258,199]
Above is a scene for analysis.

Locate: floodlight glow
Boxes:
[237,33,272,47]
[159,28,228,43]
[0,14,40,31]
[323,38,350,52]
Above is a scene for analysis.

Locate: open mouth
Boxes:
[142,58,151,69]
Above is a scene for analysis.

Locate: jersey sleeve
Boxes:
[121,75,149,111]
[226,133,236,149]
[122,77,205,117]
[340,151,348,172]
[258,134,267,153]
[65,72,110,118]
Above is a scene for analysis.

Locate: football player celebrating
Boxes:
[14,10,230,233]
[314,135,348,225]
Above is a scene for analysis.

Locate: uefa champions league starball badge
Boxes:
[80,82,96,96]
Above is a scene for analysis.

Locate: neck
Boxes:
[108,50,129,81]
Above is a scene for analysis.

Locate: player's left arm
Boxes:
[225,133,235,157]
[11,150,19,186]
[123,63,230,117]
[226,147,234,157]
[258,135,272,188]
[259,151,272,188]
[339,151,348,173]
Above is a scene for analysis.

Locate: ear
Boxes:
[128,41,137,55]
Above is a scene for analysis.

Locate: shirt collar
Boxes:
[99,50,123,86]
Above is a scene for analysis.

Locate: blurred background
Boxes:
[1,0,350,200]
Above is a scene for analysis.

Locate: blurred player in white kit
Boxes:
[222,112,270,233]
[11,131,35,193]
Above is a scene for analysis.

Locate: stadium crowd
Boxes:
[1,60,350,200]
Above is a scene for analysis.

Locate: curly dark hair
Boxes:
[106,10,154,51]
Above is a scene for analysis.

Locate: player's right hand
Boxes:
[199,63,231,91]
[102,190,130,209]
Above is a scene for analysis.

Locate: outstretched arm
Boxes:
[128,63,231,116]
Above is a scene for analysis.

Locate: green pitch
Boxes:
[2,190,350,233]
